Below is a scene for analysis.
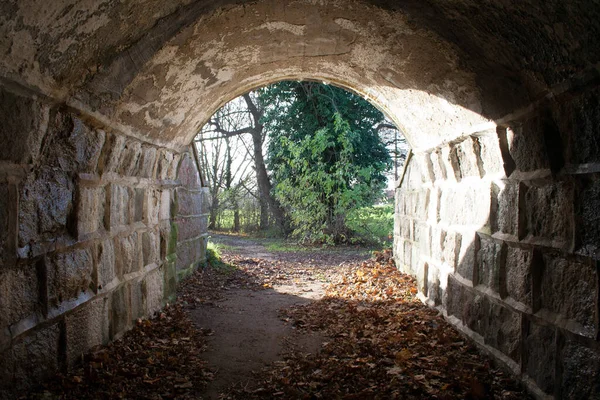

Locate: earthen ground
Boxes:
[191,233,370,399]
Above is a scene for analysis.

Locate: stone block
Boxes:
[524,181,573,247]
[176,188,204,217]
[114,233,141,277]
[96,239,116,291]
[464,291,486,333]
[560,340,600,399]
[482,301,521,362]
[97,132,126,175]
[44,112,105,173]
[0,266,39,330]
[538,252,596,337]
[427,188,440,223]
[177,153,203,189]
[523,320,555,395]
[129,278,145,322]
[505,245,532,307]
[146,189,160,226]
[45,247,94,308]
[175,216,206,242]
[554,85,600,165]
[65,297,109,367]
[456,232,478,282]
[160,223,178,259]
[576,178,600,259]
[18,167,75,248]
[0,184,13,265]
[118,140,142,176]
[449,139,480,180]
[159,189,172,221]
[441,230,461,269]
[491,181,524,238]
[445,275,466,321]
[426,264,442,305]
[12,323,60,389]
[156,150,174,180]
[505,115,551,173]
[142,230,160,267]
[429,149,447,181]
[163,259,177,301]
[76,185,105,238]
[176,237,204,273]
[133,188,145,223]
[415,223,431,258]
[439,184,491,227]
[109,284,130,339]
[0,88,49,164]
[168,154,182,180]
[473,133,504,177]
[144,267,164,315]
[107,184,130,229]
[416,153,434,183]
[475,235,506,295]
[137,145,158,178]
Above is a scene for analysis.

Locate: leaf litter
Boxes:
[26,248,531,399]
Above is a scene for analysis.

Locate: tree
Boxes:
[261,81,392,243]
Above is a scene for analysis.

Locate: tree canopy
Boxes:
[260,81,393,243]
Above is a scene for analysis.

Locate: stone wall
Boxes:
[394,79,600,399]
[0,83,209,397]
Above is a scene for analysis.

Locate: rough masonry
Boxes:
[1,0,599,398]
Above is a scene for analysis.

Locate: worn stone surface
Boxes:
[505,246,532,307]
[524,321,556,395]
[473,133,504,177]
[18,167,74,248]
[142,230,160,267]
[456,232,478,282]
[560,340,600,399]
[109,284,130,339]
[475,235,505,295]
[118,140,142,177]
[439,184,490,227]
[176,188,205,217]
[76,185,105,238]
[144,267,164,316]
[449,139,480,180]
[505,116,551,173]
[554,85,600,166]
[11,323,61,390]
[524,181,573,247]
[107,184,131,229]
[576,178,600,259]
[65,297,109,367]
[492,181,523,238]
[114,233,140,277]
[96,239,116,291]
[177,152,203,188]
[43,112,105,173]
[0,88,49,165]
[539,252,596,337]
[176,237,205,274]
[97,133,126,175]
[138,145,158,178]
[0,184,11,265]
[45,248,94,308]
[0,266,39,330]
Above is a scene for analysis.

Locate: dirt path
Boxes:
[190,234,369,399]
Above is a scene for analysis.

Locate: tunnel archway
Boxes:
[1,1,600,398]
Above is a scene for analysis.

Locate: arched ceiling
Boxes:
[1,0,599,150]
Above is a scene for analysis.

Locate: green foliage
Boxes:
[206,241,236,274]
[261,81,392,243]
[346,203,394,247]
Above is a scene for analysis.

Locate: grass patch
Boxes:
[206,241,236,274]
[346,203,394,248]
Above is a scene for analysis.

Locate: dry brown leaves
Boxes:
[26,304,212,400]
[228,250,531,400]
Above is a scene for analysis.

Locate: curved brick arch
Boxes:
[1,1,600,398]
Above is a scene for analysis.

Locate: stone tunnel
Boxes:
[0,0,599,398]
